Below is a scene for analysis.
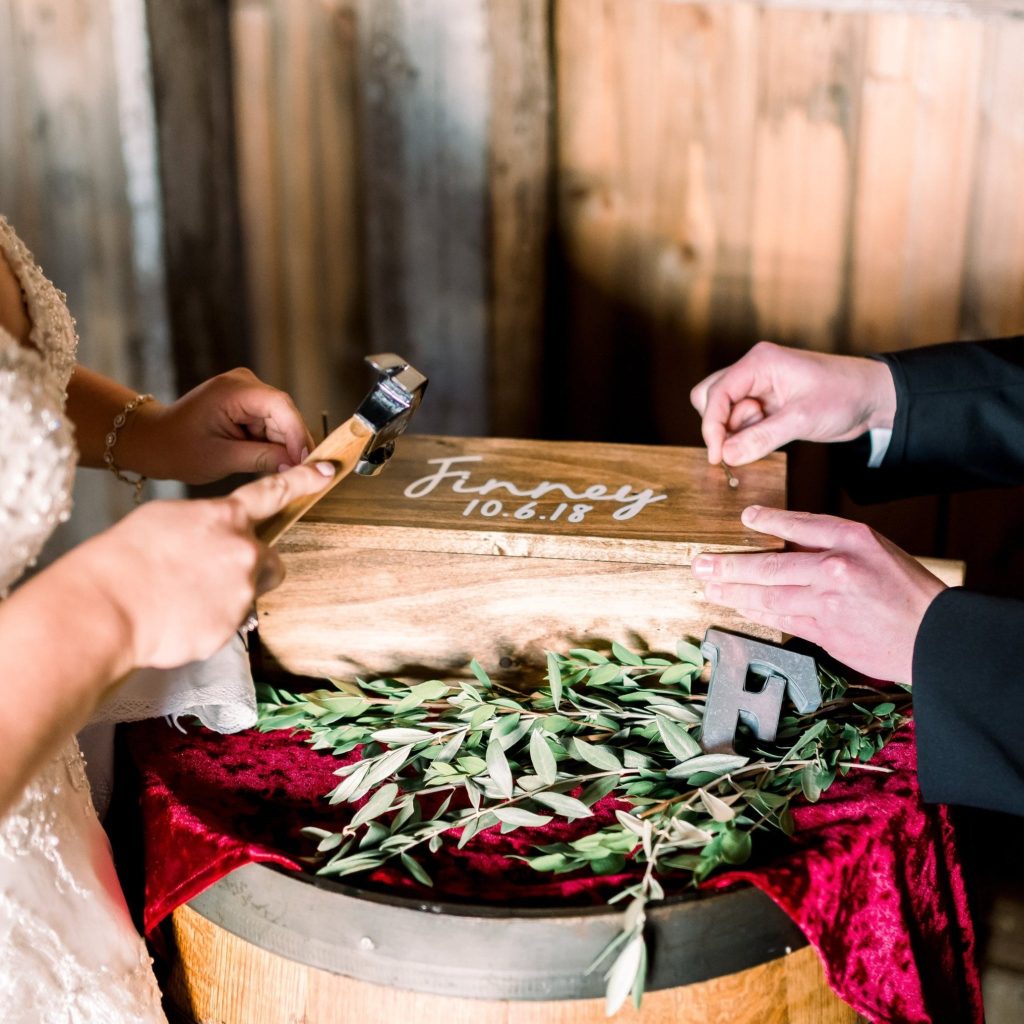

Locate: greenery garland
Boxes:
[256,641,908,1015]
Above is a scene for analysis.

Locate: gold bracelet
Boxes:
[103,393,155,506]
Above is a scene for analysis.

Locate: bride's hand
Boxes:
[125,368,317,484]
[75,462,334,670]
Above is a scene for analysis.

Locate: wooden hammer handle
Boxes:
[255,416,372,546]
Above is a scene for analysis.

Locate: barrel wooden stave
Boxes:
[167,902,863,1024]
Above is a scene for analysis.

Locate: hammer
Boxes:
[256,353,427,545]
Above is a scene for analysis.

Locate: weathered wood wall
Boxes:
[552,1,1024,443]
[230,0,552,437]
[227,0,1024,589]
[0,0,179,557]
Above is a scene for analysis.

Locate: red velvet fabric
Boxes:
[124,720,982,1024]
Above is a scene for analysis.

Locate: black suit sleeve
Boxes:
[913,588,1024,816]
[845,337,1024,814]
[863,337,1024,493]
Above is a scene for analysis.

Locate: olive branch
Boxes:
[256,641,906,1016]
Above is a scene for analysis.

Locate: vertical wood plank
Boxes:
[487,0,552,438]
[961,17,1024,341]
[0,0,178,556]
[232,0,366,429]
[846,13,916,353]
[849,14,984,353]
[554,0,741,445]
[313,0,368,419]
[705,2,761,375]
[749,7,865,353]
[232,1,286,390]
[146,0,251,394]
[355,0,491,435]
[895,17,982,349]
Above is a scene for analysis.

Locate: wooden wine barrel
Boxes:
[165,863,864,1023]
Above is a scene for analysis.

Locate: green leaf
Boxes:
[781,719,830,763]
[468,704,496,728]
[486,738,514,799]
[605,934,645,1017]
[371,728,434,745]
[393,680,449,713]
[400,851,434,886]
[541,715,572,734]
[668,818,713,846]
[659,663,697,686]
[611,642,643,666]
[666,753,748,779]
[588,664,622,687]
[656,716,702,762]
[699,788,736,822]
[873,702,896,716]
[532,791,592,820]
[317,853,386,878]
[300,826,334,840]
[456,755,488,775]
[527,852,573,872]
[469,658,492,689]
[590,853,627,874]
[613,810,645,837]
[492,807,553,828]
[720,827,753,865]
[675,639,704,666]
[581,776,619,806]
[362,744,415,791]
[569,648,608,664]
[461,811,499,848]
[350,783,399,829]
[529,728,558,786]
[435,730,467,764]
[547,651,563,710]
[631,938,648,1010]
[572,737,622,771]
[649,702,700,724]
[800,763,835,802]
[328,762,369,804]
[316,696,372,717]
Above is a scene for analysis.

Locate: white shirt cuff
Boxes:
[867,427,893,468]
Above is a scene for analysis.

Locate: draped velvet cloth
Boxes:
[124,720,982,1024]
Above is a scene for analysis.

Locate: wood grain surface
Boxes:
[167,902,864,1024]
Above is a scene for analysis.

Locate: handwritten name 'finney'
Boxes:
[404,456,668,521]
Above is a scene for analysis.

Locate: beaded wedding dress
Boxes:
[0,216,167,1022]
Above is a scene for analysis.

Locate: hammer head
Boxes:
[353,353,428,475]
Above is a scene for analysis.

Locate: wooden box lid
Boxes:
[295,434,785,565]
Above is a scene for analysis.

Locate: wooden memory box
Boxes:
[256,435,786,680]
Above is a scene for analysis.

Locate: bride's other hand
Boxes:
[124,367,317,484]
